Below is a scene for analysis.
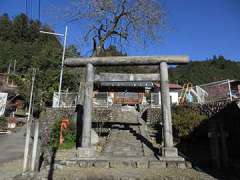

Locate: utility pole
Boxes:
[31,117,39,171]
[13,59,16,74]
[228,79,233,101]
[6,63,11,84]
[40,26,68,107]
[58,26,68,107]
[23,68,36,173]
[38,0,41,21]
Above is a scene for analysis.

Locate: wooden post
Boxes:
[160,62,177,157]
[81,63,94,147]
[31,118,39,171]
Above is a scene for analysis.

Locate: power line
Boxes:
[25,0,28,16]
[30,0,32,19]
[38,0,41,21]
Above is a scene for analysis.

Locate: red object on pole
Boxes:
[59,118,70,145]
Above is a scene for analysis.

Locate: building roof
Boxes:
[154,83,182,89]
[99,81,182,89]
[100,81,154,87]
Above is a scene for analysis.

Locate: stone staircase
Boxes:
[51,107,189,171]
[55,149,77,161]
[102,125,145,157]
[101,107,157,158]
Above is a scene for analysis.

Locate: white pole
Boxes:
[228,79,233,101]
[31,118,39,171]
[6,63,11,84]
[57,26,68,107]
[39,31,64,37]
[23,68,36,172]
[13,59,16,74]
[158,91,161,106]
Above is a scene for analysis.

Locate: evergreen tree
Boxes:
[0,13,80,106]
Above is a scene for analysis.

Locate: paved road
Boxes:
[0,126,25,163]
[0,126,28,179]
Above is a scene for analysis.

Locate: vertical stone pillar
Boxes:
[76,104,83,147]
[31,119,39,171]
[160,62,178,157]
[81,63,94,148]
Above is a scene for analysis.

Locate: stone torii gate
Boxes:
[65,55,189,158]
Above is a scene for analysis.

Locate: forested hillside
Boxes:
[0,13,81,105]
[169,56,240,85]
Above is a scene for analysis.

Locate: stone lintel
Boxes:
[65,55,189,67]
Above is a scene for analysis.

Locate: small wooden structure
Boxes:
[94,73,182,106]
[95,73,157,106]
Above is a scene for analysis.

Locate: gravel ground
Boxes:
[56,167,216,180]
[32,167,217,180]
[0,159,218,180]
[0,159,23,180]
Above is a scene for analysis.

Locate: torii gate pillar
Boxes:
[78,63,95,157]
[160,62,178,157]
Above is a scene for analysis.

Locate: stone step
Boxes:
[55,149,77,161]
[55,159,189,169]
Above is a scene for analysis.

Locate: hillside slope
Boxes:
[169,56,240,85]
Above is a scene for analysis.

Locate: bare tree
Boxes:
[65,0,165,56]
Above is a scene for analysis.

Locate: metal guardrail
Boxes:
[52,92,80,108]
[192,80,234,103]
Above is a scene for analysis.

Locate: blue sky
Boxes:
[0,0,240,61]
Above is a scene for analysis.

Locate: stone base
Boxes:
[77,147,96,158]
[162,147,178,157]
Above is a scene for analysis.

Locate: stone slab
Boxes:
[65,160,78,167]
[57,158,188,170]
[77,147,96,158]
[185,161,192,168]
[149,161,166,168]
[136,160,149,168]
[166,161,178,168]
[177,162,186,169]
[162,147,178,157]
[78,160,91,168]
[110,161,137,168]
[93,160,110,168]
[158,156,185,161]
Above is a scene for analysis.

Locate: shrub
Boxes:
[0,117,7,131]
[50,114,76,150]
[172,105,207,140]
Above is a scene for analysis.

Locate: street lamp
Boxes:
[40,26,68,107]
